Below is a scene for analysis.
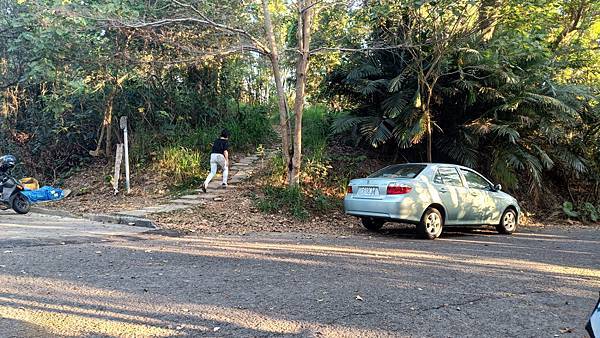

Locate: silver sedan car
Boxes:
[344,163,520,239]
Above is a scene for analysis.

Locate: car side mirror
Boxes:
[494,184,502,191]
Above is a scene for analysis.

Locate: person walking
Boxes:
[202,129,230,192]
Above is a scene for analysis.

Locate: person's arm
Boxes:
[223,149,229,166]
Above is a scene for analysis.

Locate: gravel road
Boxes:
[0,212,598,337]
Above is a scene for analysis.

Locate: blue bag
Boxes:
[22,186,65,203]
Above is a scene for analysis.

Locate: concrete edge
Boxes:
[83,213,158,229]
[31,206,158,229]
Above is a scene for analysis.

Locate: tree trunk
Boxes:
[425,111,432,162]
[423,80,437,163]
[104,87,116,158]
[90,85,117,157]
[261,0,292,183]
[289,0,315,186]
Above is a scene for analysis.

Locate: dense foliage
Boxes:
[325,0,600,208]
[0,1,273,183]
[1,0,599,217]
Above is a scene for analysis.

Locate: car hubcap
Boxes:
[503,212,516,231]
[425,213,441,235]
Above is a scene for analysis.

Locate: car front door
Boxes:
[460,169,499,224]
[433,167,475,224]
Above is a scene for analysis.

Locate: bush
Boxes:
[562,201,600,222]
[157,146,205,187]
[255,185,309,220]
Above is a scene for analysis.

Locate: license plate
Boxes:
[358,186,379,196]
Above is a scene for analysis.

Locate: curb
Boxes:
[31,206,79,219]
[31,207,158,229]
[84,214,158,229]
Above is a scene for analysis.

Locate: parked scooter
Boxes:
[0,155,30,214]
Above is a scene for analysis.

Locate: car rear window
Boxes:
[368,164,426,179]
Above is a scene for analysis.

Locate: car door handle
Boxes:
[439,188,448,193]
[470,191,478,196]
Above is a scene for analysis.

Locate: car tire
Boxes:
[361,217,385,231]
[417,207,443,240]
[11,192,30,214]
[496,208,517,235]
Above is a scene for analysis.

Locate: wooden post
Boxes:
[112,144,123,195]
[120,116,131,194]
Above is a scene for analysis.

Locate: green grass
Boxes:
[302,106,330,158]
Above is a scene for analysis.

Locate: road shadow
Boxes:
[0,318,67,338]
[369,222,494,239]
[0,227,597,337]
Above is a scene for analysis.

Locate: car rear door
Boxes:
[433,166,476,224]
[459,169,499,224]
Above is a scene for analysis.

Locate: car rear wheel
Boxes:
[496,209,517,235]
[417,207,443,240]
[361,217,385,231]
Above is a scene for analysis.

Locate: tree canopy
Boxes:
[0,0,598,207]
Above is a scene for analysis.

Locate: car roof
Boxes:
[391,163,475,171]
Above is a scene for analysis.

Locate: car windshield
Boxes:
[368,164,426,179]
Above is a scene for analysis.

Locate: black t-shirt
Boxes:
[211,138,229,155]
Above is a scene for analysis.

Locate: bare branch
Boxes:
[309,43,424,55]
[73,5,270,55]
[128,46,264,65]
[170,0,269,54]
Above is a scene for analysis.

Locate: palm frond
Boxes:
[436,135,479,168]
[552,147,587,174]
[531,144,554,170]
[491,150,519,189]
[382,91,410,118]
[490,124,520,144]
[359,118,394,147]
[331,115,372,134]
[523,92,578,120]
[358,79,388,95]
[346,62,382,81]
[392,114,427,148]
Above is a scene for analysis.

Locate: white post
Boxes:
[112,144,123,195]
[120,116,131,194]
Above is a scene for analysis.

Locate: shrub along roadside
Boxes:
[562,201,600,222]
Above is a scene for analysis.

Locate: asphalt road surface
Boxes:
[0,211,598,337]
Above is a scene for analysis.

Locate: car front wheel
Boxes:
[361,217,385,231]
[496,209,517,235]
[417,207,443,240]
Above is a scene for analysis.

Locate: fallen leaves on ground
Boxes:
[47,161,169,215]
[151,181,364,236]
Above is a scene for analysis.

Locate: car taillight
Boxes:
[347,185,353,194]
[387,183,412,195]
